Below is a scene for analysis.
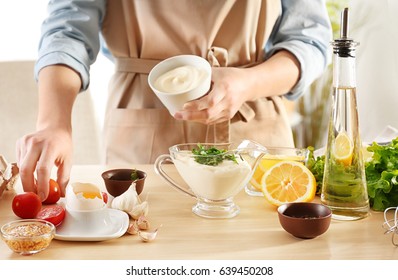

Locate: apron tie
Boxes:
[114,57,161,74]
[207,47,229,67]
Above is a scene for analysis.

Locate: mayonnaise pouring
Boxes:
[154,65,208,94]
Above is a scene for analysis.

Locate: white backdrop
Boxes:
[0,1,46,61]
[350,0,398,142]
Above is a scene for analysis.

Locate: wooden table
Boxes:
[1,165,397,260]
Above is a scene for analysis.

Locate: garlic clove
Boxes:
[128,201,149,220]
[137,215,150,230]
[127,221,139,235]
[138,225,162,242]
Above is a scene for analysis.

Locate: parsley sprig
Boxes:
[131,169,139,180]
[192,144,238,166]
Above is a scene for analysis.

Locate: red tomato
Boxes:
[36,205,66,227]
[43,179,61,204]
[102,192,108,204]
[12,192,42,219]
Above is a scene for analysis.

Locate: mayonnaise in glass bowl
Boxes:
[154,140,267,218]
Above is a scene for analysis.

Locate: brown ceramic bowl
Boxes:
[277,202,332,239]
[101,168,146,197]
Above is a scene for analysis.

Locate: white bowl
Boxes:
[148,55,211,115]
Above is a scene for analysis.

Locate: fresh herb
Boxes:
[306,146,325,195]
[131,169,139,181]
[192,144,238,166]
[365,138,398,211]
[306,137,398,211]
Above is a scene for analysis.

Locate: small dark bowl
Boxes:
[101,169,146,197]
[277,202,332,239]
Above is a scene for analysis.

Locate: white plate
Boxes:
[54,208,129,241]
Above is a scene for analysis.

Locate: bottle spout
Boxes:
[340,7,350,40]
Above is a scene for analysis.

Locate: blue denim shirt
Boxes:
[35,0,332,100]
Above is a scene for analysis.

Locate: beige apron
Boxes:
[101,0,294,165]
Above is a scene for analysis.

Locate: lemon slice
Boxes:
[333,131,354,166]
[261,161,316,207]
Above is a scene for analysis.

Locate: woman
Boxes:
[17,0,331,200]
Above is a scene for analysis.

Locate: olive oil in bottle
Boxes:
[321,8,370,220]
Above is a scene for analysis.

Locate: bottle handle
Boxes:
[154,154,196,198]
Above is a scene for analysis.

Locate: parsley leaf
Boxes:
[192,144,237,166]
[306,146,325,195]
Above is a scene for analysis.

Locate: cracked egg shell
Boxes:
[66,182,105,211]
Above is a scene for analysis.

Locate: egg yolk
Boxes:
[77,191,102,200]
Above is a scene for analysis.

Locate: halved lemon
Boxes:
[261,161,316,207]
[250,155,306,191]
[333,131,353,166]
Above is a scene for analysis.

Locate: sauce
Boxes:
[154,65,208,94]
[173,153,252,201]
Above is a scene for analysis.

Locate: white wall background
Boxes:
[0,0,113,129]
[350,0,398,142]
[0,1,46,61]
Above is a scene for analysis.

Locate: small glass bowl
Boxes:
[1,219,55,255]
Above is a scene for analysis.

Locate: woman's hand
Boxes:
[16,127,73,201]
[174,67,248,124]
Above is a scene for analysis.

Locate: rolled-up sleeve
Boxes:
[266,0,332,100]
[34,0,106,91]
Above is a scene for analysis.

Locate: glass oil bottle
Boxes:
[320,8,370,220]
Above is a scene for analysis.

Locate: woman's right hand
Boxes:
[16,127,73,201]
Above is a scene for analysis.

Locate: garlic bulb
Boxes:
[111,183,148,219]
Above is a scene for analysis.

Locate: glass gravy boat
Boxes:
[154,140,267,218]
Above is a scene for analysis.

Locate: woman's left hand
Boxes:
[173,67,249,124]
